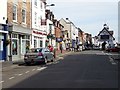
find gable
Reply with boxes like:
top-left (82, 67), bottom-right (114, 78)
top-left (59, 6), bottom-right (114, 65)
top-left (98, 27), bottom-right (112, 36)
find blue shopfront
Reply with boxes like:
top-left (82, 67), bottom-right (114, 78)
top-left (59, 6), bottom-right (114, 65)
top-left (0, 24), bottom-right (8, 61)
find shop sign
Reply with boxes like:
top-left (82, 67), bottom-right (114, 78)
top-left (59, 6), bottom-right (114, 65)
top-left (33, 31), bottom-right (47, 35)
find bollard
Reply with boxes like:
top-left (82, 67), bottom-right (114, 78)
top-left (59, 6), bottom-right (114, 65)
top-left (53, 48), bottom-right (56, 58)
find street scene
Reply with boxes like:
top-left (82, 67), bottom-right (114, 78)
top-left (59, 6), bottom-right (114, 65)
top-left (1, 50), bottom-right (119, 88)
top-left (0, 0), bottom-right (120, 89)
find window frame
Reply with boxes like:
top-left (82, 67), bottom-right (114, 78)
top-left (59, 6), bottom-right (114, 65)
top-left (22, 8), bottom-right (26, 24)
top-left (13, 4), bottom-right (17, 22)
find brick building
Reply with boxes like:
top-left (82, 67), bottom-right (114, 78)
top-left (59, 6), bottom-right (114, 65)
top-left (7, 0), bottom-right (32, 61)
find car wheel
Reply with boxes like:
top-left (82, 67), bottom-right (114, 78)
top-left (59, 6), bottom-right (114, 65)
top-left (25, 62), bottom-right (31, 66)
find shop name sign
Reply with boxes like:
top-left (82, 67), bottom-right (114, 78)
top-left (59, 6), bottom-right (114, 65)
top-left (33, 31), bottom-right (47, 35)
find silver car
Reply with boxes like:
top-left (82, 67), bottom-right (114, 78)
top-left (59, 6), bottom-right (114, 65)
top-left (24, 48), bottom-right (54, 65)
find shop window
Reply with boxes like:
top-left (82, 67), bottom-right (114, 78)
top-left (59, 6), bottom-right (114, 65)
top-left (26, 41), bottom-right (30, 52)
top-left (12, 39), bottom-right (18, 55)
top-left (40, 41), bottom-right (42, 47)
top-left (34, 40), bottom-right (37, 48)
top-left (0, 40), bottom-right (3, 51)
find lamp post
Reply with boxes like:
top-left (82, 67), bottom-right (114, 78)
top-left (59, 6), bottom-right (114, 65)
top-left (8, 24), bottom-right (13, 61)
top-left (46, 4), bottom-right (55, 7)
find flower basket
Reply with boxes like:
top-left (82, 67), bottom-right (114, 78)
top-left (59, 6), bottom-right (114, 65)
top-left (5, 39), bottom-right (11, 46)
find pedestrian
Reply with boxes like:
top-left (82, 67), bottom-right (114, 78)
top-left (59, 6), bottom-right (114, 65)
top-left (60, 42), bottom-right (63, 53)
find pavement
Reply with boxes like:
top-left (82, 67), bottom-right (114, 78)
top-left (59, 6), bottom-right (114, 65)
top-left (0, 50), bottom-right (72, 70)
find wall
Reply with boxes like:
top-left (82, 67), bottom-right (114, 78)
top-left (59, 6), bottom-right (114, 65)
top-left (0, 0), bottom-right (7, 24)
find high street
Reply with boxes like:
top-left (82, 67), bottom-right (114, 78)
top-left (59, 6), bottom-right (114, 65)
top-left (2, 50), bottom-right (118, 89)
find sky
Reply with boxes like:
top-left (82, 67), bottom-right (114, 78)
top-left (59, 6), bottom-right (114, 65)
top-left (47, 0), bottom-right (119, 42)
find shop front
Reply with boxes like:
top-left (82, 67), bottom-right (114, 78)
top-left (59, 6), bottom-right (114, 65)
top-left (0, 24), bottom-right (8, 61)
top-left (31, 29), bottom-right (47, 48)
top-left (7, 25), bottom-right (32, 61)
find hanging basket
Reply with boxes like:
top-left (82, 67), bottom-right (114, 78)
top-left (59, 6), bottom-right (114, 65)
top-left (5, 39), bottom-right (11, 46)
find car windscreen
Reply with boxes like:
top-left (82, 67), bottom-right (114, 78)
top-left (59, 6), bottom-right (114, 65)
top-left (28, 48), bottom-right (42, 53)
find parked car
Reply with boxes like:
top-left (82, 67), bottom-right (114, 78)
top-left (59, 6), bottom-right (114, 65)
top-left (24, 48), bottom-right (54, 65)
top-left (106, 47), bottom-right (120, 52)
top-left (92, 45), bottom-right (100, 50)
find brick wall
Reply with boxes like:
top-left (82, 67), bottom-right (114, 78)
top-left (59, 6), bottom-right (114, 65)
top-left (7, 0), bottom-right (31, 29)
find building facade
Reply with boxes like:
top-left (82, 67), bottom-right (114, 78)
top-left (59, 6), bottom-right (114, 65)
top-left (45, 9), bottom-right (56, 47)
top-left (31, 0), bottom-right (47, 49)
top-left (0, 0), bottom-right (8, 61)
top-left (97, 24), bottom-right (115, 49)
top-left (7, 0), bottom-right (32, 61)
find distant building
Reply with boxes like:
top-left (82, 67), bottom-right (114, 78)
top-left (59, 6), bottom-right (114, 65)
top-left (59, 18), bottom-right (78, 49)
top-left (97, 24), bottom-right (115, 48)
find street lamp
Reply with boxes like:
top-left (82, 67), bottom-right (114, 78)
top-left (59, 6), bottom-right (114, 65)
top-left (46, 4), bottom-right (55, 7)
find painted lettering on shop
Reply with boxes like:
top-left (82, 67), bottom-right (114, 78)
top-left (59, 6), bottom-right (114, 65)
top-left (33, 31), bottom-right (47, 35)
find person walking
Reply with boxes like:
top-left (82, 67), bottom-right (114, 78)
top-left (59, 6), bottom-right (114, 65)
top-left (60, 42), bottom-right (63, 53)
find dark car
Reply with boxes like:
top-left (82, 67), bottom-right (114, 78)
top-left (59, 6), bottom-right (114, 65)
top-left (24, 48), bottom-right (54, 65)
top-left (106, 47), bottom-right (120, 52)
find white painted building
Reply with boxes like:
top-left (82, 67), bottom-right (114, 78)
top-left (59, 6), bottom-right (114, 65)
top-left (46, 19), bottom-right (55, 47)
top-left (97, 24), bottom-right (116, 49)
top-left (0, 0), bottom-right (8, 61)
top-left (31, 0), bottom-right (47, 48)
top-left (0, 0), bottom-right (7, 24)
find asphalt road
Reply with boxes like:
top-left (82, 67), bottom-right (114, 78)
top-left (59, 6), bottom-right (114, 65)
top-left (2, 50), bottom-right (118, 89)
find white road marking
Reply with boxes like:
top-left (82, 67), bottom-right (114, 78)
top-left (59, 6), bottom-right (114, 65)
top-left (25, 71), bottom-right (30, 73)
top-left (37, 67), bottom-right (47, 71)
top-left (9, 77), bottom-right (15, 80)
top-left (18, 74), bottom-right (23, 76)
top-left (32, 69), bottom-right (36, 71)
top-left (0, 81), bottom-right (4, 83)
top-left (109, 56), bottom-right (117, 65)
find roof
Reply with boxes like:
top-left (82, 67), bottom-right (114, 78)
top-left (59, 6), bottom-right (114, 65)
top-left (97, 27), bottom-right (115, 40)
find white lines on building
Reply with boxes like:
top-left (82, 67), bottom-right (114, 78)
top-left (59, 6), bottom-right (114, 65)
top-left (0, 81), bottom-right (4, 83)
top-left (9, 77), bottom-right (15, 80)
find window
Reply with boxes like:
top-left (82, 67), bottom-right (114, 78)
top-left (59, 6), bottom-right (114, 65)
top-left (13, 0), bottom-right (18, 5)
top-left (23, 0), bottom-right (26, 3)
top-left (40, 41), bottom-right (43, 47)
top-left (13, 5), bottom-right (17, 21)
top-left (12, 39), bottom-right (18, 55)
top-left (34, 39), bottom-right (37, 48)
top-left (34, 0), bottom-right (37, 6)
top-left (101, 35), bottom-right (109, 40)
top-left (22, 9), bottom-right (26, 23)
top-left (40, 2), bottom-right (42, 9)
top-left (34, 12), bottom-right (37, 25)
top-left (12, 34), bottom-right (18, 38)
